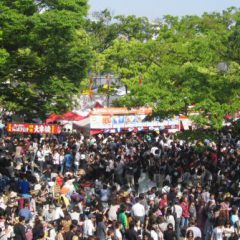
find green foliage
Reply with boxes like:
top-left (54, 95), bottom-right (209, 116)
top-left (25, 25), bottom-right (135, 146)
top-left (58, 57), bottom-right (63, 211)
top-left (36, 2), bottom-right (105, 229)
top-left (89, 7), bottom-right (240, 129)
top-left (0, 0), bottom-right (91, 118)
top-left (2, 3), bottom-right (240, 128)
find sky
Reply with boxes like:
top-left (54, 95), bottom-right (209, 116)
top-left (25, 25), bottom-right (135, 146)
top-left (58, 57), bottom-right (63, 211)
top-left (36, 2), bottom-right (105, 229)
top-left (88, 0), bottom-right (240, 19)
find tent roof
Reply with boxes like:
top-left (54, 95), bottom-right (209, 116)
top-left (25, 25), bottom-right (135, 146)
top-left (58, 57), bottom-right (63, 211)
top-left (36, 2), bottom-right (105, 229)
top-left (46, 112), bottom-right (88, 123)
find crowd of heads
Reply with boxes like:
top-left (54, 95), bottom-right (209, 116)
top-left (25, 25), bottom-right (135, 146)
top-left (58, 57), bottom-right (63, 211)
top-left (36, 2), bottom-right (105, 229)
top-left (0, 129), bottom-right (239, 239)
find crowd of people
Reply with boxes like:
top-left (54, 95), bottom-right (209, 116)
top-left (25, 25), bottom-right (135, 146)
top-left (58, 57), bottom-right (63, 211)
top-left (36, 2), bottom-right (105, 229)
top-left (0, 129), bottom-right (239, 240)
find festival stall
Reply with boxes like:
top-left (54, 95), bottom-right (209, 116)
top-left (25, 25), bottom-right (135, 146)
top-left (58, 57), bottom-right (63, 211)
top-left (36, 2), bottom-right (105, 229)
top-left (179, 115), bottom-right (193, 131)
top-left (89, 107), bottom-right (180, 134)
top-left (45, 112), bottom-right (89, 133)
top-left (46, 112), bottom-right (88, 124)
top-left (44, 107), bottom-right (183, 135)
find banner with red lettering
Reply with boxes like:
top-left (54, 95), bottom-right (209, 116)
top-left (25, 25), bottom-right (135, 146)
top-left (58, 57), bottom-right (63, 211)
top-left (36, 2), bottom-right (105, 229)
top-left (7, 123), bottom-right (61, 134)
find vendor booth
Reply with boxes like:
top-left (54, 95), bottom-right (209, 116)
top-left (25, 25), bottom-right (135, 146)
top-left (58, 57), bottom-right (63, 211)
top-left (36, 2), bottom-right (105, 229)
top-left (89, 107), bottom-right (180, 134)
top-left (45, 107), bottom-right (182, 135)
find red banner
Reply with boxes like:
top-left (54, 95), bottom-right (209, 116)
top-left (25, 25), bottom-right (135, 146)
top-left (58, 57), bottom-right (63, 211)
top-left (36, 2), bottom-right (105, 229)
top-left (7, 123), bottom-right (61, 134)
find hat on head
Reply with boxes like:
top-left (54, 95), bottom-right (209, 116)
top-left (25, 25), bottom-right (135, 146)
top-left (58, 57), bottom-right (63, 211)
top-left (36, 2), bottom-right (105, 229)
top-left (10, 191), bottom-right (17, 199)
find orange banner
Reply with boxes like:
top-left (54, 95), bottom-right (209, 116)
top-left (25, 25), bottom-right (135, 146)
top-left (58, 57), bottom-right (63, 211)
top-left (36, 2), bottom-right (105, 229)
top-left (7, 123), bottom-right (61, 134)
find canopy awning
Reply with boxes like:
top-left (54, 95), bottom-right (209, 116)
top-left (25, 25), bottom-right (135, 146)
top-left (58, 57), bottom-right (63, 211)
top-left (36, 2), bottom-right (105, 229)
top-left (46, 112), bottom-right (89, 124)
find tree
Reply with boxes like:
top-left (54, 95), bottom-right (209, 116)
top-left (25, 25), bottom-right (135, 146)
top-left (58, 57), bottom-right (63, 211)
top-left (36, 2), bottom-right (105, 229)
top-left (228, 10), bottom-right (240, 62)
top-left (114, 15), bottom-right (156, 41)
top-left (86, 10), bottom-right (156, 53)
top-left (96, 9), bottom-right (240, 129)
top-left (86, 9), bottom-right (119, 53)
top-left (0, 0), bottom-right (92, 118)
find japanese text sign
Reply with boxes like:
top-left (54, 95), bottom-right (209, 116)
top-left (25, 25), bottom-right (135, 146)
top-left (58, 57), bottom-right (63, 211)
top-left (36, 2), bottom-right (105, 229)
top-left (7, 123), bottom-right (61, 134)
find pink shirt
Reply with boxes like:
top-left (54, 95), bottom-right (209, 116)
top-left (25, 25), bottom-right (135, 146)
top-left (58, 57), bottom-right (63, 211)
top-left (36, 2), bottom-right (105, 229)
top-left (181, 201), bottom-right (190, 218)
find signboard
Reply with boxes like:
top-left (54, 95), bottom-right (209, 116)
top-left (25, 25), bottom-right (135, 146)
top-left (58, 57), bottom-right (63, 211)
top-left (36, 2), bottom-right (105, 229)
top-left (90, 114), bottom-right (179, 130)
top-left (7, 123), bottom-right (61, 134)
top-left (91, 107), bottom-right (152, 116)
top-left (90, 115), bottom-right (112, 129)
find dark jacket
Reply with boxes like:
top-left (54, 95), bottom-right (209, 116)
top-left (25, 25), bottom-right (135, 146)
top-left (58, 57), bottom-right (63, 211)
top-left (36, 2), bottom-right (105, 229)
top-left (125, 228), bottom-right (138, 240)
top-left (14, 223), bottom-right (26, 240)
top-left (164, 230), bottom-right (177, 240)
top-left (32, 223), bottom-right (44, 240)
top-left (96, 221), bottom-right (106, 240)
top-left (64, 231), bottom-right (74, 240)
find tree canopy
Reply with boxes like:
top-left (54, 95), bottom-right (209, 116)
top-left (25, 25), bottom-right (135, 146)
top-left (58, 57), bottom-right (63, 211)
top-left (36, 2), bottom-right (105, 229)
top-left (89, 8), bottom-right (240, 129)
top-left (1, 2), bottom-right (240, 129)
top-left (0, 0), bottom-right (91, 118)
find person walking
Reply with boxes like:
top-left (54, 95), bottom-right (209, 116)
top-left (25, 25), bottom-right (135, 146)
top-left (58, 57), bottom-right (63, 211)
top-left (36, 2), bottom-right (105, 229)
top-left (13, 216), bottom-right (27, 240)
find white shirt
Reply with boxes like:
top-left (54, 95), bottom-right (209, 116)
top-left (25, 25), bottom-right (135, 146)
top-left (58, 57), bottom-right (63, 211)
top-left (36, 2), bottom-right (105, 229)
top-left (172, 204), bottom-right (183, 218)
top-left (64, 179), bottom-right (76, 193)
top-left (34, 183), bottom-right (41, 191)
top-left (201, 191), bottom-right (210, 203)
top-left (0, 232), bottom-right (8, 240)
top-left (48, 228), bottom-right (57, 240)
top-left (165, 215), bottom-right (175, 230)
top-left (100, 189), bottom-right (110, 202)
top-left (162, 185), bottom-right (170, 193)
top-left (0, 221), bottom-right (5, 231)
top-left (43, 147), bottom-right (51, 157)
top-left (150, 230), bottom-right (158, 240)
top-left (4, 225), bottom-right (13, 239)
top-left (0, 197), bottom-right (6, 210)
top-left (187, 226), bottom-right (202, 238)
top-left (75, 142), bottom-right (80, 152)
top-left (53, 207), bottom-right (64, 220)
top-left (30, 198), bottom-right (36, 213)
top-left (108, 205), bottom-right (120, 221)
top-left (75, 152), bottom-right (80, 165)
top-left (106, 160), bottom-right (114, 172)
top-left (78, 202), bottom-right (83, 214)
top-left (115, 229), bottom-right (122, 240)
top-left (211, 226), bottom-right (224, 240)
top-left (83, 219), bottom-right (95, 237)
top-left (131, 202), bottom-right (145, 217)
top-left (59, 155), bottom-right (64, 165)
top-left (37, 150), bottom-right (45, 162)
top-left (52, 152), bottom-right (60, 165)
top-left (70, 211), bottom-right (80, 221)
top-left (151, 147), bottom-right (159, 156)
